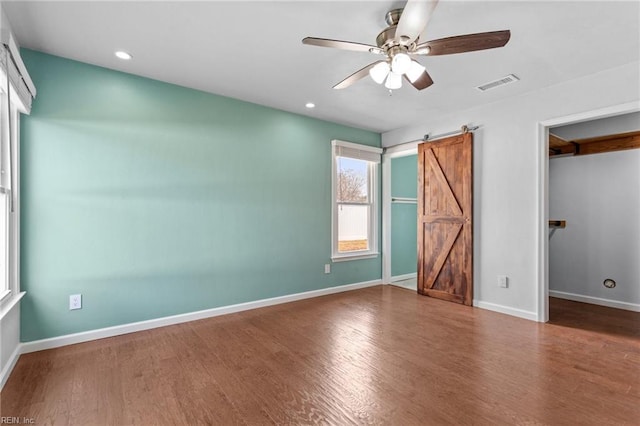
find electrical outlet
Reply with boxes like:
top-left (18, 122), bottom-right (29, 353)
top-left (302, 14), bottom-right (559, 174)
top-left (498, 275), bottom-right (508, 288)
top-left (69, 294), bottom-right (82, 310)
top-left (324, 264), bottom-right (331, 274)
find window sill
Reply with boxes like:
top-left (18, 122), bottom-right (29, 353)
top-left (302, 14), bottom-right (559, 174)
top-left (331, 252), bottom-right (379, 263)
top-left (0, 291), bottom-right (25, 322)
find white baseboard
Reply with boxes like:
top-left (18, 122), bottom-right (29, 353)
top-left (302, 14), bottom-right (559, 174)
top-left (390, 273), bottom-right (417, 283)
top-left (549, 290), bottom-right (640, 312)
top-left (21, 279), bottom-right (382, 354)
top-left (0, 344), bottom-right (22, 390)
top-left (473, 300), bottom-right (538, 321)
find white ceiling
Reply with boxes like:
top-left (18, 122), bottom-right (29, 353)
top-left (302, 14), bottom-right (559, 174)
top-left (4, 1), bottom-right (640, 133)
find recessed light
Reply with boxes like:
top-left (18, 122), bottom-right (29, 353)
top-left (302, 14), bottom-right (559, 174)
top-left (305, 102), bottom-right (315, 109)
top-left (115, 51), bottom-right (132, 60)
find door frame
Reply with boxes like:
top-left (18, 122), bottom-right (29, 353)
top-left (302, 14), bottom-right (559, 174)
top-left (535, 101), bottom-right (640, 322)
top-left (382, 142), bottom-right (419, 284)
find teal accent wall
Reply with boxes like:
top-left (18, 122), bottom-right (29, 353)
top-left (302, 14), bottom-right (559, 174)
top-left (391, 155), bottom-right (417, 199)
top-left (20, 50), bottom-right (381, 342)
top-left (390, 155), bottom-right (417, 277)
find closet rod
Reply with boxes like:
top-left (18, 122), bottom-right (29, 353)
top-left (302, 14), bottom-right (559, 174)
top-left (392, 197), bottom-right (417, 204)
top-left (384, 124), bottom-right (479, 152)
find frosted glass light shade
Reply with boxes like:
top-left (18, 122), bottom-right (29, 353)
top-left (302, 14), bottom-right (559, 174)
top-left (385, 72), bottom-right (402, 90)
top-left (369, 62), bottom-right (390, 84)
top-left (406, 60), bottom-right (426, 83)
top-left (391, 53), bottom-right (411, 74)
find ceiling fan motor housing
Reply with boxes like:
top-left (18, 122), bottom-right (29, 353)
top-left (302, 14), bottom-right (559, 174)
top-left (377, 9), bottom-right (416, 52)
top-left (385, 9), bottom-right (403, 26)
top-left (376, 26), bottom-right (397, 48)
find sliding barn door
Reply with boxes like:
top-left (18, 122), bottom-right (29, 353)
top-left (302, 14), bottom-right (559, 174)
top-left (417, 133), bottom-right (473, 305)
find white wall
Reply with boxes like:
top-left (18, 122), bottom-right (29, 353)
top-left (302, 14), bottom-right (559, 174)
top-left (382, 61), bottom-right (640, 320)
top-left (549, 149), bottom-right (640, 309)
top-left (551, 112), bottom-right (640, 140)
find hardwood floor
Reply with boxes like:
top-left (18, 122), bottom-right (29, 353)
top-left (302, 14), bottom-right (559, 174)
top-left (1, 287), bottom-right (638, 425)
top-left (549, 296), bottom-right (639, 338)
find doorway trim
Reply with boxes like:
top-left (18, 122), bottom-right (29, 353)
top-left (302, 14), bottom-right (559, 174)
top-left (382, 142), bottom-right (419, 284)
top-left (535, 101), bottom-right (640, 322)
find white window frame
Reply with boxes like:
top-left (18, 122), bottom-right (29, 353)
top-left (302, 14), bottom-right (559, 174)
top-left (0, 188), bottom-right (9, 301)
top-left (331, 139), bottom-right (382, 262)
top-left (0, 93), bottom-right (19, 304)
top-left (0, 17), bottom-right (33, 314)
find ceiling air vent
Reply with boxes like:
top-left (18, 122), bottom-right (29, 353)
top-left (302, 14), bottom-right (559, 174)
top-left (476, 74), bottom-right (519, 92)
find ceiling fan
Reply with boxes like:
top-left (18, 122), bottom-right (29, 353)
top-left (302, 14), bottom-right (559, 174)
top-left (302, 0), bottom-right (511, 91)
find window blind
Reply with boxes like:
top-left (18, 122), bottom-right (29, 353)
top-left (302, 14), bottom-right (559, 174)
top-left (0, 8), bottom-right (36, 114)
top-left (332, 140), bottom-right (382, 163)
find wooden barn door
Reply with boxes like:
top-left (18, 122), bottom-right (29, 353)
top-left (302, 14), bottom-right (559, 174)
top-left (417, 132), bottom-right (473, 305)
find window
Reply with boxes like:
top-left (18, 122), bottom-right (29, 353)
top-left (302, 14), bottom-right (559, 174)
top-left (331, 140), bottom-right (382, 261)
top-left (0, 29), bottom-right (34, 307)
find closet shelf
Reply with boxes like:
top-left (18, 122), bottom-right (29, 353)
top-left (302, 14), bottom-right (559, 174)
top-left (549, 220), bottom-right (566, 228)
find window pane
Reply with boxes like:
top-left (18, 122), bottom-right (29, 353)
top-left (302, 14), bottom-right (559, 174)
top-left (337, 157), bottom-right (368, 203)
top-left (338, 204), bottom-right (369, 252)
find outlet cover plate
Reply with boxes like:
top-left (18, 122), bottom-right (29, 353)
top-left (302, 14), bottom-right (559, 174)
top-left (498, 275), bottom-right (508, 288)
top-left (69, 294), bottom-right (82, 310)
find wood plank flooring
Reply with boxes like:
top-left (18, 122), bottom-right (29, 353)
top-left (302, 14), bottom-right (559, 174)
top-left (1, 287), bottom-right (638, 425)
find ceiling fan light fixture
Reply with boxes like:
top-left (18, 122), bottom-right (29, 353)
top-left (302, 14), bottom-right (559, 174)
top-left (369, 62), bottom-right (390, 84)
top-left (406, 60), bottom-right (426, 83)
top-left (391, 52), bottom-right (412, 74)
top-left (385, 72), bottom-right (402, 90)
top-left (415, 46), bottom-right (431, 55)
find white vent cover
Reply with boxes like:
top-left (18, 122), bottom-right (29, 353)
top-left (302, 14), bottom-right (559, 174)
top-left (476, 74), bottom-right (519, 92)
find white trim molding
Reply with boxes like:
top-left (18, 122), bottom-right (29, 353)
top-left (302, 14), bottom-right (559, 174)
top-left (536, 101), bottom-right (640, 323)
top-left (0, 343), bottom-right (21, 389)
top-left (0, 290), bottom-right (24, 321)
top-left (474, 300), bottom-right (538, 322)
top-left (331, 252), bottom-right (379, 263)
top-left (0, 291), bottom-right (23, 390)
top-left (382, 153), bottom-right (392, 283)
top-left (331, 140), bottom-right (381, 262)
top-left (549, 291), bottom-right (640, 313)
top-left (384, 143), bottom-right (419, 157)
top-left (381, 146), bottom-right (419, 286)
top-left (21, 279), bottom-right (382, 354)
top-left (390, 273), bottom-right (417, 283)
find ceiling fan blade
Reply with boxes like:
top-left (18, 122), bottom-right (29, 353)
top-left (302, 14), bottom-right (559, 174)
top-left (404, 69), bottom-right (434, 90)
top-left (395, 0), bottom-right (439, 43)
top-left (302, 37), bottom-right (381, 53)
top-left (333, 61), bottom-right (385, 89)
top-left (414, 30), bottom-right (511, 56)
